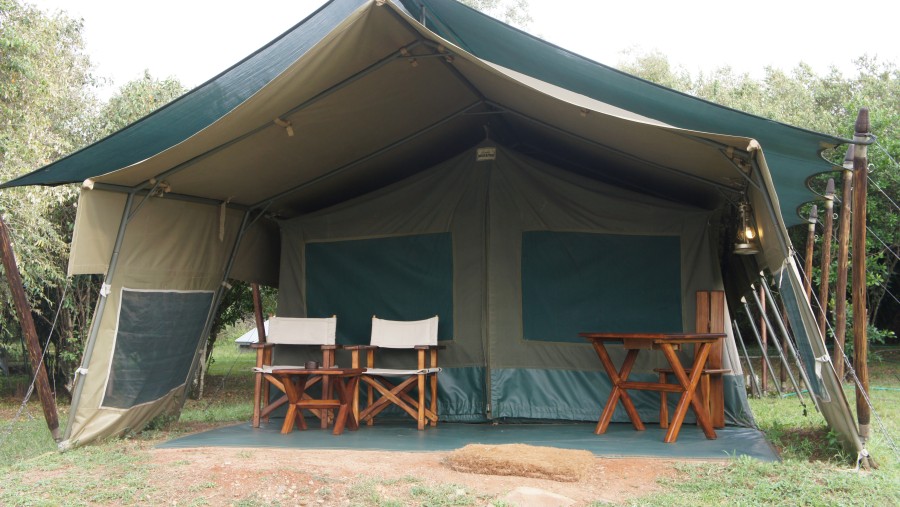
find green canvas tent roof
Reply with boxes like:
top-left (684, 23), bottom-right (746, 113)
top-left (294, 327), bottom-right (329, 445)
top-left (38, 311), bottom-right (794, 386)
top-left (2, 0), bottom-right (847, 226)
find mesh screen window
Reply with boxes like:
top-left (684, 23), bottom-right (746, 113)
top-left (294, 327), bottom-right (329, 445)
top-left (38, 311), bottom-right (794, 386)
top-left (102, 289), bottom-right (214, 409)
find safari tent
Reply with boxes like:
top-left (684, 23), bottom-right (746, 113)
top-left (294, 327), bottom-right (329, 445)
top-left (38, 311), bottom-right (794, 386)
top-left (1, 0), bottom-right (864, 455)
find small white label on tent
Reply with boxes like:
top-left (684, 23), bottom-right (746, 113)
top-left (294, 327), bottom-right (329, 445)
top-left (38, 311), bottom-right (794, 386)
top-left (476, 147), bottom-right (496, 162)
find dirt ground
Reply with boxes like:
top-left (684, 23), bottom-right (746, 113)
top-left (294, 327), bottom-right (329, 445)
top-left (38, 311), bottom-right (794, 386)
top-left (148, 446), bottom-right (691, 506)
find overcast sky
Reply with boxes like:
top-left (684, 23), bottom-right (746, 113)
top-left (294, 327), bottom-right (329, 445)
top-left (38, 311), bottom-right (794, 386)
top-left (27, 0), bottom-right (900, 99)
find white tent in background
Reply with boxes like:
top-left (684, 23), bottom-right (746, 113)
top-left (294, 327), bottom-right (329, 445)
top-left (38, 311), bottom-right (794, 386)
top-left (235, 320), bottom-right (269, 346)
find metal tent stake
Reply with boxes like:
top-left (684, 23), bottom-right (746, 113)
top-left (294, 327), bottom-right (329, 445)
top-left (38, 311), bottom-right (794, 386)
top-left (733, 320), bottom-right (762, 398)
top-left (758, 278), bottom-right (822, 412)
top-left (741, 296), bottom-right (784, 395)
top-left (748, 286), bottom-right (810, 407)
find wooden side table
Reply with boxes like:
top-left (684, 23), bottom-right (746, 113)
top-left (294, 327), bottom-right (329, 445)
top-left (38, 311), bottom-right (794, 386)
top-left (271, 367), bottom-right (364, 435)
top-left (579, 332), bottom-right (725, 443)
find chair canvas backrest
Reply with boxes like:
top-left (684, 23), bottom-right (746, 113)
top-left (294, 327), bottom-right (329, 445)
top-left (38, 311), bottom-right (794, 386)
top-left (370, 316), bottom-right (439, 349)
top-left (266, 316), bottom-right (337, 345)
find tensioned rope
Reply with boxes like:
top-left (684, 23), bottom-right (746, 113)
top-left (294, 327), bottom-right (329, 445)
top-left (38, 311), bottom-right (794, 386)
top-left (868, 176), bottom-right (900, 215)
top-left (812, 153), bottom-right (900, 308)
top-left (874, 139), bottom-right (900, 176)
top-left (869, 138), bottom-right (900, 214)
top-left (812, 220), bottom-right (900, 307)
top-left (190, 322), bottom-right (257, 413)
top-left (207, 336), bottom-right (252, 396)
top-left (791, 253), bottom-right (900, 462)
top-left (0, 278), bottom-right (70, 446)
top-left (866, 226), bottom-right (900, 263)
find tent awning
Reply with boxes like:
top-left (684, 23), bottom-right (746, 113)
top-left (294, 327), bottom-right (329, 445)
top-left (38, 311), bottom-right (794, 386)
top-left (2, 0), bottom-right (846, 227)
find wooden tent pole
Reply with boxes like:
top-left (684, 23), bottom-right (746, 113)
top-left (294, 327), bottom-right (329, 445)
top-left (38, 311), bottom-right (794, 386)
top-left (818, 179), bottom-right (836, 339)
top-left (803, 205), bottom-right (818, 300)
top-left (252, 283), bottom-right (266, 344)
top-left (851, 108), bottom-right (871, 440)
top-left (251, 282), bottom-right (267, 427)
top-left (0, 214), bottom-right (60, 441)
top-left (833, 149), bottom-right (854, 381)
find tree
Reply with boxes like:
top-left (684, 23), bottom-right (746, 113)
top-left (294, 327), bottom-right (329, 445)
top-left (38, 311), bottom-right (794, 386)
top-left (1, 1), bottom-right (193, 392)
top-left (621, 52), bottom-right (900, 345)
top-left (0, 0), bottom-right (98, 388)
top-left (94, 70), bottom-right (185, 136)
top-left (460, 0), bottom-right (532, 29)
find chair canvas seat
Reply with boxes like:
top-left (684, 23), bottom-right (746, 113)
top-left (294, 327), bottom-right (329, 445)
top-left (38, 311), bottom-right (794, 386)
top-left (254, 365), bottom-right (340, 374)
top-left (352, 316), bottom-right (441, 430)
top-left (363, 367), bottom-right (442, 376)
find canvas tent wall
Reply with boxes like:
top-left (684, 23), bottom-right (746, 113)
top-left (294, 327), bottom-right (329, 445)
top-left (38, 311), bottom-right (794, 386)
top-left (276, 142), bottom-right (756, 424)
top-left (0, 0), bottom-right (863, 456)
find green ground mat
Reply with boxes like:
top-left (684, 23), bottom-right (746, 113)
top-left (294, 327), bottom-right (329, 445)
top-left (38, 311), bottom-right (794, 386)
top-left (158, 421), bottom-right (779, 461)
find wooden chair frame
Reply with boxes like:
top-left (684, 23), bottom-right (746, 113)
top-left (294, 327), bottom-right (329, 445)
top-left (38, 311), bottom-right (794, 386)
top-left (251, 316), bottom-right (337, 429)
top-left (349, 316), bottom-right (442, 430)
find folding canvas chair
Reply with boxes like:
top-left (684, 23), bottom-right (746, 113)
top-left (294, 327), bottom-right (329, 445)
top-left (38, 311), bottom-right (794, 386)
top-left (251, 316), bottom-right (337, 428)
top-left (350, 316), bottom-right (441, 430)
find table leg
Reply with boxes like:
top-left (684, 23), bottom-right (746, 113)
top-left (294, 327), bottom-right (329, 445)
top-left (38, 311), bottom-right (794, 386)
top-left (252, 370), bottom-right (262, 428)
top-left (659, 371), bottom-right (669, 429)
top-left (660, 343), bottom-right (716, 443)
top-left (280, 376), bottom-right (297, 434)
top-left (332, 375), bottom-right (360, 435)
top-left (280, 375), bottom-right (309, 434)
top-left (592, 343), bottom-right (645, 434)
top-left (345, 376), bottom-right (360, 430)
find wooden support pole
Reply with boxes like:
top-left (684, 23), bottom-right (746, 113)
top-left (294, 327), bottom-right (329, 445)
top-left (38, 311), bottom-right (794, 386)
top-left (252, 283), bottom-right (266, 345)
top-left (818, 179), bottom-right (836, 339)
top-left (851, 108), bottom-right (870, 440)
top-left (251, 282), bottom-right (267, 427)
top-left (833, 149), bottom-right (854, 381)
top-left (0, 214), bottom-right (60, 441)
top-left (804, 205), bottom-right (818, 300)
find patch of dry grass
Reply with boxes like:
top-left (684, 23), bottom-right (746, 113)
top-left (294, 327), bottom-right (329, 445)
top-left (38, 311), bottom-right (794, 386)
top-left (445, 443), bottom-right (595, 482)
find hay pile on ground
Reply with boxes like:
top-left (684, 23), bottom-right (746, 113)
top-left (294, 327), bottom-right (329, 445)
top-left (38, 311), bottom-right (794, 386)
top-left (445, 444), bottom-right (595, 482)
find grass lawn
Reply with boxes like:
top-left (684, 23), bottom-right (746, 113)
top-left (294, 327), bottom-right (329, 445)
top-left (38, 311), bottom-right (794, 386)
top-left (0, 328), bottom-right (898, 506)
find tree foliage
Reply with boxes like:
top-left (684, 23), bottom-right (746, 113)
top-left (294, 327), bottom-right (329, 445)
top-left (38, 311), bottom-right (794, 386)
top-left (459, 0), bottom-right (532, 28)
top-left (621, 52), bottom-right (900, 343)
top-left (0, 1), bottom-right (190, 390)
top-left (0, 0), bottom-right (98, 386)
top-left (94, 70), bottom-right (185, 137)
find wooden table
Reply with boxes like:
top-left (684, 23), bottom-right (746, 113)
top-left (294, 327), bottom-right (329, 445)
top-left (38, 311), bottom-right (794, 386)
top-left (270, 367), bottom-right (364, 435)
top-left (579, 332), bottom-right (725, 443)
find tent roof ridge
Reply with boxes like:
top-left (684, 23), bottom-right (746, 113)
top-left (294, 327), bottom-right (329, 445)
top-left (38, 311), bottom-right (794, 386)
top-left (407, 0), bottom-right (849, 146)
